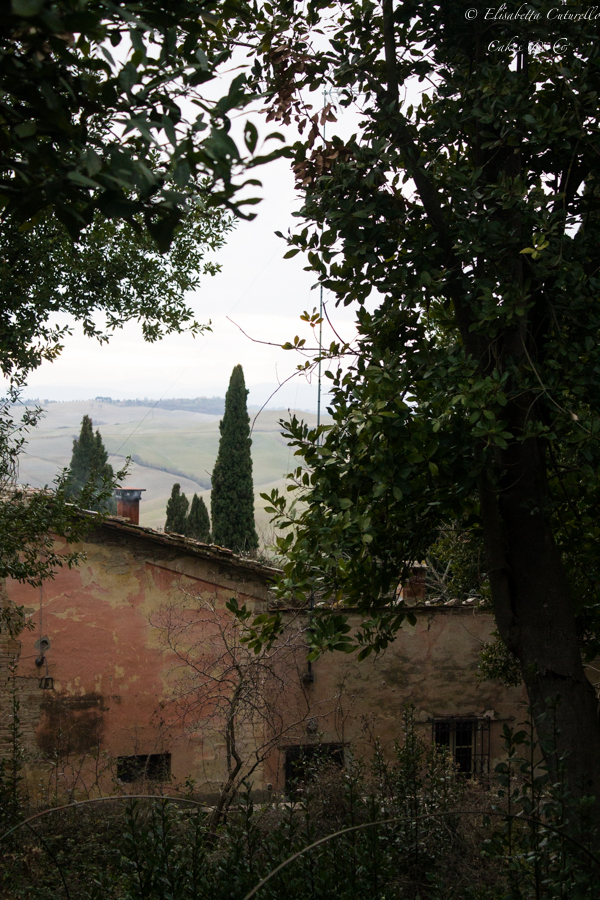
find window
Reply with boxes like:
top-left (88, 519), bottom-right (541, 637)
top-left (117, 753), bottom-right (171, 783)
top-left (284, 744), bottom-right (344, 793)
top-left (432, 717), bottom-right (490, 777)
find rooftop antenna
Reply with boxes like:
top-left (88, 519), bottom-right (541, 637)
top-left (316, 288), bottom-right (323, 441)
top-left (310, 88), bottom-right (332, 625)
top-left (316, 87), bottom-right (330, 446)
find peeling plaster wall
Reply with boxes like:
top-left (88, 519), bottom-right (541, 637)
top-left (264, 608), bottom-right (528, 791)
top-left (3, 523), bottom-right (273, 801)
top-left (3, 522), bottom-right (530, 801)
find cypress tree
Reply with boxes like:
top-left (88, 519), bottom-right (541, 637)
top-left (66, 415), bottom-right (116, 512)
top-left (211, 365), bottom-right (258, 553)
top-left (165, 483), bottom-right (189, 534)
top-left (187, 494), bottom-right (212, 543)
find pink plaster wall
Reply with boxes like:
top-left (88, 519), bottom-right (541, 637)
top-left (1, 520), bottom-right (532, 802)
top-left (3, 523), bottom-right (272, 800)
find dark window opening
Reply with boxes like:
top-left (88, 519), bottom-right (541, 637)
top-left (117, 753), bottom-right (171, 783)
top-left (432, 717), bottom-right (490, 777)
top-left (284, 744), bottom-right (344, 794)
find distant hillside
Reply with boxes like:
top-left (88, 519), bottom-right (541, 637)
top-left (17, 399), bottom-right (328, 543)
top-left (95, 396), bottom-right (226, 415)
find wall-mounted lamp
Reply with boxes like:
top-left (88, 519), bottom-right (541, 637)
top-left (35, 637), bottom-right (52, 687)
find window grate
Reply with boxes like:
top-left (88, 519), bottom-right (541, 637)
top-left (432, 717), bottom-right (490, 777)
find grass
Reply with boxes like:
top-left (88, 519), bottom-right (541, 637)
top-left (17, 401), bottom-right (321, 537)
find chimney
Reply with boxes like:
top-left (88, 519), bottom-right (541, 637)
top-left (396, 563), bottom-right (427, 602)
top-left (114, 488), bottom-right (145, 525)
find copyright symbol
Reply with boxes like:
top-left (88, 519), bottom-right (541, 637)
top-left (465, 8), bottom-right (477, 18)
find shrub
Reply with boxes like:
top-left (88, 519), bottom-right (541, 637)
top-left (1, 708), bottom-right (598, 900)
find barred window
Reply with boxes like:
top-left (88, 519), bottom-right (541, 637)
top-left (432, 717), bottom-right (490, 777)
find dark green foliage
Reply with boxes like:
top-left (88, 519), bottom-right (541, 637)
top-left (0, 123), bottom-right (230, 590)
top-left (66, 416), bottom-right (103, 493)
top-left (66, 416), bottom-right (116, 514)
top-left (484, 712), bottom-right (600, 899)
top-left (251, 0), bottom-right (600, 802)
top-left (2, 710), bottom-right (598, 899)
top-left (0, 712), bottom-right (472, 900)
top-left (165, 484), bottom-right (190, 535)
top-left (425, 521), bottom-right (490, 605)
top-left (479, 632), bottom-right (523, 688)
top-left (187, 494), bottom-right (212, 543)
top-left (0, 1), bottom-right (288, 245)
top-left (258, 5), bottom-right (600, 621)
top-left (0, 0), bottom-right (278, 599)
top-left (0, 201), bottom-right (223, 585)
top-left (211, 366), bottom-right (258, 553)
top-left (102, 717), bottom-right (467, 900)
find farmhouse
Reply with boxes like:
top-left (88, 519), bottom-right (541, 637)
top-left (1, 490), bottom-right (526, 803)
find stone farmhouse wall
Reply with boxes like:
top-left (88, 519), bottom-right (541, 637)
top-left (1, 517), bottom-right (527, 802)
top-left (265, 606), bottom-right (526, 791)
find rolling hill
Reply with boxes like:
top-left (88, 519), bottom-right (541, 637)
top-left (16, 399), bottom-right (324, 541)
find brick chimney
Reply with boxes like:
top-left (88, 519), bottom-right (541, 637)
top-left (396, 563), bottom-right (427, 602)
top-left (114, 488), bottom-right (145, 525)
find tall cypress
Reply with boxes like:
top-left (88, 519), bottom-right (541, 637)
top-left (211, 365), bottom-right (258, 553)
top-left (186, 494), bottom-right (212, 542)
top-left (66, 415), bottom-right (116, 512)
top-left (165, 483), bottom-right (189, 534)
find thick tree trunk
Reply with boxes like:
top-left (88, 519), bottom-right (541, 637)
top-left (379, 0), bottom-right (600, 813)
top-left (479, 435), bottom-right (600, 808)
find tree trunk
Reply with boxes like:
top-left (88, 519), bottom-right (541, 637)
top-left (479, 434), bottom-right (600, 808)
top-left (379, 0), bottom-right (600, 813)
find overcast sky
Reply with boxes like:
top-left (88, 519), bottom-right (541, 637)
top-left (11, 31), bottom-right (431, 413)
top-left (22, 109), bottom-right (362, 412)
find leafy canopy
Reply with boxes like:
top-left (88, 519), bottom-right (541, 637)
top-left (0, 203), bottom-right (230, 376)
top-left (0, 169), bottom-right (230, 592)
top-left (0, 0), bottom-right (247, 594)
top-left (247, 1), bottom-right (600, 659)
top-left (1, 0), bottom-right (288, 247)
